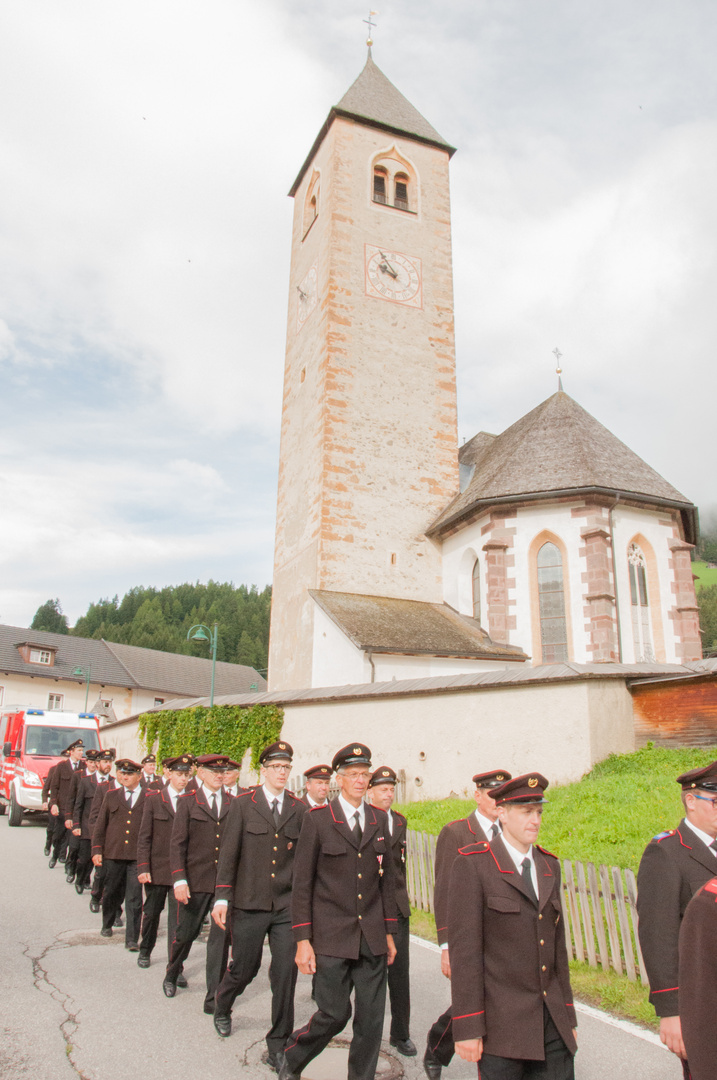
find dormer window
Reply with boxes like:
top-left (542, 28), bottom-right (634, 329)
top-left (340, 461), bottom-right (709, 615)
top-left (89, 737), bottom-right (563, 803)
top-left (17, 642), bottom-right (57, 666)
top-left (31, 649), bottom-right (52, 665)
top-left (373, 167), bottom-right (388, 205)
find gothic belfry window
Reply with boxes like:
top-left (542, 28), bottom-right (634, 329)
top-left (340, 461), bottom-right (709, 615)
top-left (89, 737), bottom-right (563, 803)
top-left (373, 167), bottom-right (388, 204)
top-left (472, 557), bottom-right (481, 623)
top-left (537, 542), bottom-right (568, 662)
top-left (628, 543), bottom-right (654, 661)
top-left (394, 173), bottom-right (409, 210)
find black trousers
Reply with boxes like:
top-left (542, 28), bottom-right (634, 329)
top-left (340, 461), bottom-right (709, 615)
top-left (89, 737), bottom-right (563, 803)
top-left (165, 891), bottom-right (229, 1007)
top-left (75, 838), bottom-right (93, 888)
top-left (215, 907), bottom-right (297, 1054)
top-left (387, 913), bottom-right (410, 1042)
top-left (427, 1005), bottom-right (455, 1066)
top-left (284, 935), bottom-right (388, 1080)
top-left (101, 858), bottom-right (142, 943)
top-left (139, 883), bottom-right (178, 959)
top-left (477, 1008), bottom-right (574, 1080)
top-left (51, 816), bottom-right (70, 859)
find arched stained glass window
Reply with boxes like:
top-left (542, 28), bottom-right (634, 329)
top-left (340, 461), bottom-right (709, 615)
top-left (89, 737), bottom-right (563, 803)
top-left (537, 541), bottom-right (568, 663)
top-left (472, 558), bottom-right (481, 623)
top-left (628, 543), bottom-right (655, 662)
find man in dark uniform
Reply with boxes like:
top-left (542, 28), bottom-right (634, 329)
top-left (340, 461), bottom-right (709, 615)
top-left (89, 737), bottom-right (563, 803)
top-left (448, 773), bottom-right (577, 1079)
top-left (91, 758), bottom-right (146, 947)
top-left (165, 753), bottom-right (232, 1006)
top-left (637, 761), bottom-right (717, 1075)
top-left (48, 738), bottom-right (85, 869)
top-left (280, 743), bottom-right (397, 1080)
top-left (42, 753), bottom-right (67, 856)
top-left (71, 749), bottom-right (101, 894)
top-left (304, 764), bottom-right (332, 808)
top-left (87, 749), bottom-right (117, 913)
top-left (212, 741), bottom-right (306, 1066)
top-left (136, 755), bottom-right (192, 969)
top-left (140, 754), bottom-right (157, 787)
top-left (424, 768), bottom-right (512, 1080)
top-left (678, 876), bottom-right (717, 1080)
top-left (367, 765), bottom-right (414, 1056)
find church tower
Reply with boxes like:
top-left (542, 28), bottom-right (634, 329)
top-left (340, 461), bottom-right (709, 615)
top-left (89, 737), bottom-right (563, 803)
top-left (268, 54), bottom-right (460, 691)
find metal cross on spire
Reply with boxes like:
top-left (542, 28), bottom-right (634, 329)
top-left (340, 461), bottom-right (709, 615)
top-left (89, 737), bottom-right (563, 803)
top-left (364, 10), bottom-right (378, 49)
top-left (553, 347), bottom-right (564, 391)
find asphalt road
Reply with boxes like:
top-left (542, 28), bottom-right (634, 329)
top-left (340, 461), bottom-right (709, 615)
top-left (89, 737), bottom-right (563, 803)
top-left (1, 812), bottom-right (682, 1080)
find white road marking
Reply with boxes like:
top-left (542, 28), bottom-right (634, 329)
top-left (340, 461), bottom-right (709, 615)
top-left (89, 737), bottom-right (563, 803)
top-left (409, 935), bottom-right (666, 1050)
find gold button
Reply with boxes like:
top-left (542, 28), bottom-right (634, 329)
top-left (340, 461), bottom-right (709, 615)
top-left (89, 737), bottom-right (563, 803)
top-left (542, 965), bottom-right (547, 972)
top-left (273, 846), bottom-right (278, 851)
top-left (358, 915), bottom-right (362, 919)
top-left (358, 894), bottom-right (362, 899)
top-left (216, 847), bottom-right (219, 851)
top-left (358, 873), bottom-right (362, 879)
top-left (540, 940), bottom-right (544, 946)
top-left (126, 830), bottom-right (129, 834)
top-left (358, 853), bottom-right (361, 859)
top-left (271, 873), bottom-right (275, 878)
top-left (275, 833), bottom-right (279, 839)
top-left (538, 914), bottom-right (543, 920)
top-left (272, 860), bottom-right (276, 865)
top-left (543, 990), bottom-right (547, 997)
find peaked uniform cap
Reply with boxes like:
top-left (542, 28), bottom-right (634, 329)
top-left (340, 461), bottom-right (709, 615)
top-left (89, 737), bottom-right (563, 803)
top-left (332, 742), bottom-right (372, 771)
top-left (369, 765), bottom-right (397, 788)
top-left (65, 738), bottom-right (84, 752)
top-left (304, 764), bottom-right (333, 779)
top-left (677, 762), bottom-right (717, 792)
top-left (259, 741), bottom-right (293, 765)
top-left (472, 769), bottom-right (512, 788)
top-left (290, 54), bottom-right (455, 197)
top-left (196, 754), bottom-right (231, 770)
top-left (166, 755), bottom-right (194, 773)
top-left (492, 772), bottom-right (549, 804)
top-left (141, 754), bottom-right (156, 765)
top-left (84, 749), bottom-right (100, 762)
top-left (115, 759), bottom-right (142, 774)
top-left (98, 749), bottom-right (114, 762)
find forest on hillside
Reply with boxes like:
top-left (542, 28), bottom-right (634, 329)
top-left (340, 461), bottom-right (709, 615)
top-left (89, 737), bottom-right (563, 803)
top-left (30, 583), bottom-right (271, 673)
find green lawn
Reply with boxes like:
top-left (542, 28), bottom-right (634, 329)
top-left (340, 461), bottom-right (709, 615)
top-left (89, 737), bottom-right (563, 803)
top-left (692, 560), bottom-right (717, 590)
top-left (397, 744), bottom-right (717, 872)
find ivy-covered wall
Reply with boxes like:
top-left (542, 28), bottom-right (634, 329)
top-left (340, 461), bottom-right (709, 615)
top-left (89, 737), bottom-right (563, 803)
top-left (138, 703), bottom-right (284, 772)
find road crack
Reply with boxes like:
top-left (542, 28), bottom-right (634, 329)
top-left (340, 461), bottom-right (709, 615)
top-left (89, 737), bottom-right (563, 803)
top-left (23, 937), bottom-right (94, 1080)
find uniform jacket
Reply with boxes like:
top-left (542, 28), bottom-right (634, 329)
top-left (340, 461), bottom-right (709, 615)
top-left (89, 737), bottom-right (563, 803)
top-left (89, 776), bottom-right (117, 830)
top-left (169, 786), bottom-right (231, 894)
top-left (434, 813), bottom-right (489, 944)
top-left (91, 785), bottom-right (147, 861)
top-left (448, 837), bottom-right (577, 1061)
top-left (136, 787), bottom-right (179, 886)
top-left (215, 787), bottom-right (306, 911)
top-left (636, 820), bottom-right (717, 1017)
top-left (291, 798), bottom-right (397, 959)
top-left (678, 876), bottom-right (717, 1080)
top-left (389, 809), bottom-right (410, 919)
top-left (42, 764), bottom-right (57, 803)
top-left (49, 759), bottom-right (86, 818)
top-left (72, 773), bottom-right (99, 838)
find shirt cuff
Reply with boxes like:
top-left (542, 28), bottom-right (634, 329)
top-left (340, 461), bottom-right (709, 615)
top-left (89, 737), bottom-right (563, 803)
top-left (213, 899), bottom-right (228, 908)
top-left (173, 879), bottom-right (188, 889)
top-left (440, 942), bottom-right (449, 951)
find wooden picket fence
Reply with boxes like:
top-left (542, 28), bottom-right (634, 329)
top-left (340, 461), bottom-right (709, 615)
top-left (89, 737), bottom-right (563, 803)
top-left (405, 829), bottom-right (647, 984)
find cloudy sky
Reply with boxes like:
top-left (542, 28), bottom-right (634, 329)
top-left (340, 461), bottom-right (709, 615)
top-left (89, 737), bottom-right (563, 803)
top-left (1, 0), bottom-right (716, 628)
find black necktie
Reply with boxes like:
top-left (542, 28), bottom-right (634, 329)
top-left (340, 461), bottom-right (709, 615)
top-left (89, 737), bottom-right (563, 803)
top-left (126, 790), bottom-right (133, 806)
top-left (352, 810), bottom-right (363, 844)
top-left (272, 798), bottom-right (280, 828)
top-left (210, 793), bottom-right (218, 819)
top-left (521, 857), bottom-right (538, 904)
top-left (490, 823), bottom-right (500, 840)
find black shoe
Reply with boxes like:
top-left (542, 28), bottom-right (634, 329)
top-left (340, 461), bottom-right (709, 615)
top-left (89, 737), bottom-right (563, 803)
top-left (262, 1049), bottom-right (283, 1072)
top-left (48, 857), bottom-right (57, 869)
top-left (391, 1038), bottom-right (417, 1057)
top-left (58, 854), bottom-right (66, 864)
top-left (114, 915), bottom-right (124, 927)
top-left (137, 955), bottom-right (150, 969)
top-left (125, 942), bottom-right (139, 952)
top-left (423, 1048), bottom-right (442, 1080)
top-left (66, 872), bottom-right (75, 884)
top-left (277, 1054), bottom-right (300, 1080)
top-left (89, 898), bottom-right (100, 913)
top-left (44, 844), bottom-right (51, 856)
top-left (100, 928), bottom-right (113, 938)
top-left (213, 1013), bottom-right (231, 1037)
top-left (75, 881), bottom-right (84, 895)
top-left (203, 1001), bottom-right (215, 1015)
top-left (162, 978), bottom-right (177, 998)
top-left (176, 973), bottom-right (188, 989)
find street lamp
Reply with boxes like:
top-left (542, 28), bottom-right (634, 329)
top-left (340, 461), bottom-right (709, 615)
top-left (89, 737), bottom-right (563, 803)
top-left (187, 623), bottom-right (218, 707)
top-left (72, 665), bottom-right (92, 711)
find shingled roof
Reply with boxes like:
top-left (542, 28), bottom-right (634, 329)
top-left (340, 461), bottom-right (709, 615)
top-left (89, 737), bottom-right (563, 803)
top-left (309, 589), bottom-right (527, 661)
top-left (290, 53), bottom-right (455, 196)
top-left (431, 391), bottom-right (697, 541)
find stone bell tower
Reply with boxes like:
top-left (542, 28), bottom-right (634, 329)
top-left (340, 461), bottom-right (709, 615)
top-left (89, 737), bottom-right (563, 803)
top-left (268, 53), bottom-right (459, 691)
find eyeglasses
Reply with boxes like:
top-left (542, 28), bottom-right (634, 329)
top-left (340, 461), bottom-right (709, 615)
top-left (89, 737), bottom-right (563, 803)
top-left (266, 763), bottom-right (291, 773)
top-left (691, 793), bottom-right (717, 808)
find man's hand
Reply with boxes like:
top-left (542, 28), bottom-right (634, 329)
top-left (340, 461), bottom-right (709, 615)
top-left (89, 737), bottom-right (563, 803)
top-left (92, 854), bottom-right (102, 867)
top-left (440, 949), bottom-right (451, 979)
top-left (41, 802), bottom-right (48, 811)
top-left (386, 934), bottom-right (397, 966)
top-left (50, 804), bottom-right (59, 816)
top-left (174, 883), bottom-right (190, 905)
top-left (65, 818), bottom-right (73, 829)
top-left (72, 828), bottom-right (81, 837)
top-left (572, 1029), bottom-right (577, 1046)
top-left (659, 1016), bottom-right (686, 1058)
top-left (455, 1039), bottom-right (483, 1062)
top-left (295, 940), bottom-right (316, 974)
top-left (138, 872), bottom-right (151, 884)
top-left (212, 904), bottom-right (227, 929)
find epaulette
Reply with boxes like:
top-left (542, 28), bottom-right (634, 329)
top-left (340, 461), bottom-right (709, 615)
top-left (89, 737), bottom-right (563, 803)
top-left (458, 841), bottom-right (489, 856)
top-left (653, 830), bottom-right (675, 842)
top-left (536, 844), bottom-right (558, 859)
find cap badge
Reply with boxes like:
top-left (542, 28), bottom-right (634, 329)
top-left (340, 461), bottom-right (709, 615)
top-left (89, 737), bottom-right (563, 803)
top-left (528, 777), bottom-right (538, 788)
top-left (496, 774), bottom-right (505, 781)
top-left (382, 770), bottom-right (390, 777)
top-left (353, 747), bottom-right (361, 755)
top-left (279, 743), bottom-right (286, 750)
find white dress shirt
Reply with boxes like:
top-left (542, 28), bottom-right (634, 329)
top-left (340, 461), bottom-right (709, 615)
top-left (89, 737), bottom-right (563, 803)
top-left (475, 809), bottom-right (501, 839)
top-left (684, 816), bottom-right (717, 854)
top-left (501, 834), bottom-right (539, 898)
top-left (262, 785), bottom-right (285, 815)
top-left (338, 794), bottom-right (365, 831)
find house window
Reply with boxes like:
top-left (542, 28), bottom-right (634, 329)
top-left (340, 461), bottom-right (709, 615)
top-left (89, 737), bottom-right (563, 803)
top-left (472, 558), bottom-right (481, 623)
top-left (394, 173), bottom-right (409, 211)
top-left (373, 167), bottom-right (388, 205)
top-left (154, 698), bottom-right (165, 708)
top-left (30, 649), bottom-right (52, 665)
top-left (100, 699), bottom-right (112, 709)
top-left (628, 543), bottom-right (655, 661)
top-left (303, 172), bottom-right (320, 237)
top-left (48, 693), bottom-right (64, 710)
top-left (537, 542), bottom-right (569, 663)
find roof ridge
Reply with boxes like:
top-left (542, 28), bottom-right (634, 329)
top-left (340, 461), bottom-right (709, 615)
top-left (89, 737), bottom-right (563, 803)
top-left (101, 638), bottom-right (136, 684)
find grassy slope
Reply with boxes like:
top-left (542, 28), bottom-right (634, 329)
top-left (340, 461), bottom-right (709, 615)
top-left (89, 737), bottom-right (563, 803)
top-left (397, 744), bottom-right (717, 872)
top-left (692, 560), bottom-right (717, 589)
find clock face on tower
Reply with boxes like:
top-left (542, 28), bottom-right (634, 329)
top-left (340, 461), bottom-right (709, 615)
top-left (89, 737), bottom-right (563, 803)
top-left (296, 263), bottom-right (318, 330)
top-left (365, 244), bottom-right (422, 308)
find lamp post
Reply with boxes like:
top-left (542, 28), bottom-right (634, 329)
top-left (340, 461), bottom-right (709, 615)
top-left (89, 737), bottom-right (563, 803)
top-left (72, 665), bottom-right (92, 711)
top-left (187, 623), bottom-right (218, 707)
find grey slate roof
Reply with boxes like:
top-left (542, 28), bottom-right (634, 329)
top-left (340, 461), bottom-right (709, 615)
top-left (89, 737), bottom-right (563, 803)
top-left (432, 391), bottom-right (697, 540)
top-left (309, 589), bottom-right (527, 661)
top-left (109, 659), bottom-right (717, 724)
top-left (290, 54), bottom-right (455, 196)
top-left (0, 624), bottom-right (266, 696)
